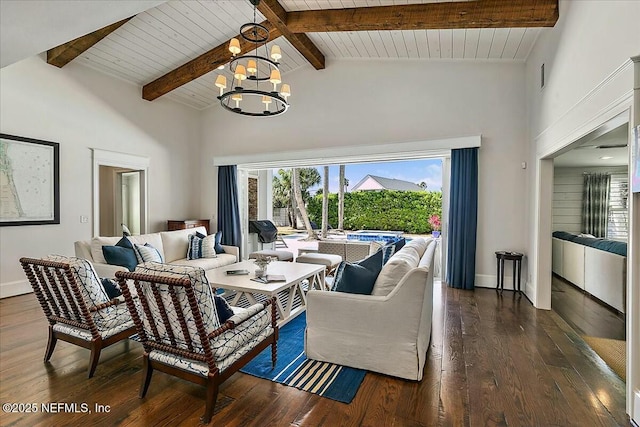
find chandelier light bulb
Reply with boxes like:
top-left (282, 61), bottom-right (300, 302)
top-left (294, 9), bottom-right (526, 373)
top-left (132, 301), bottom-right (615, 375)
top-left (270, 45), bottom-right (282, 61)
top-left (234, 64), bottom-right (247, 83)
top-left (269, 69), bottom-right (281, 91)
top-left (214, 75), bottom-right (227, 96)
top-left (280, 84), bottom-right (291, 100)
top-left (231, 93), bottom-right (242, 108)
top-left (229, 38), bottom-right (241, 55)
top-left (247, 59), bottom-right (257, 75)
top-left (262, 96), bottom-right (272, 107)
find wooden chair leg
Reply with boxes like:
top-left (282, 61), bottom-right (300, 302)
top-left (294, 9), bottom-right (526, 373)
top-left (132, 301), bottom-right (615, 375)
top-left (202, 375), bottom-right (219, 424)
top-left (271, 340), bottom-right (277, 367)
top-left (44, 326), bottom-right (58, 362)
top-left (139, 354), bottom-right (153, 398)
top-left (87, 340), bottom-right (102, 378)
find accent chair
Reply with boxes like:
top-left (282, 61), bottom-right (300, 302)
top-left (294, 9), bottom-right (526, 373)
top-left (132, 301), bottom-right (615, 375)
top-left (20, 256), bottom-right (135, 378)
top-left (116, 263), bottom-right (278, 424)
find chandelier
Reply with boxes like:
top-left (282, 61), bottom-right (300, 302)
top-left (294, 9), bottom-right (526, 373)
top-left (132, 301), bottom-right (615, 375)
top-left (214, 0), bottom-right (290, 117)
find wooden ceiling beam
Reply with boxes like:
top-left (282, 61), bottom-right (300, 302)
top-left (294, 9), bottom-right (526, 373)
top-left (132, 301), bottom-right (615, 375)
top-left (285, 0), bottom-right (559, 33)
top-left (257, 0), bottom-right (325, 70)
top-left (143, 21), bottom-right (281, 101)
top-left (47, 17), bottom-right (133, 68)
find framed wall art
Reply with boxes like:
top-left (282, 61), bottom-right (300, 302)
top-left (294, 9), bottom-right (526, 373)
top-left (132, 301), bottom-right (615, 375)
top-left (0, 133), bottom-right (60, 226)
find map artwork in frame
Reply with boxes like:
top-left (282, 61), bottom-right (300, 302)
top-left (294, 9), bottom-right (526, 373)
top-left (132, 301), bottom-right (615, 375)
top-left (0, 134), bottom-right (60, 226)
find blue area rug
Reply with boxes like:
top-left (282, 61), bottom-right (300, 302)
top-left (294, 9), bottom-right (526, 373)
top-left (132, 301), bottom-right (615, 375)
top-left (240, 313), bottom-right (366, 404)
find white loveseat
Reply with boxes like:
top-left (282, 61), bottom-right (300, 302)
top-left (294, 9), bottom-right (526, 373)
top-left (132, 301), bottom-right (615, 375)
top-left (305, 237), bottom-right (436, 380)
top-left (74, 227), bottom-right (238, 278)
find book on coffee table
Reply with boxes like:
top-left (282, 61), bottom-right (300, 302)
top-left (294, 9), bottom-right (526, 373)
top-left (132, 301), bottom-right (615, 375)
top-left (226, 269), bottom-right (249, 275)
top-left (251, 274), bottom-right (286, 284)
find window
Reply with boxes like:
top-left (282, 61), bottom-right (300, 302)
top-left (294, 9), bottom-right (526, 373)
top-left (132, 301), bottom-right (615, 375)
top-left (607, 173), bottom-right (628, 240)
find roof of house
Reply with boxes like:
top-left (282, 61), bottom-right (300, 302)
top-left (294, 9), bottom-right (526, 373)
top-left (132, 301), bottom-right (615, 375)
top-left (351, 175), bottom-right (424, 191)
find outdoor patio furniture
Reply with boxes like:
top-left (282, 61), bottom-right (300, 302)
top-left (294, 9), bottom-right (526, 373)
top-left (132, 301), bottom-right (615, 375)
top-left (317, 240), bottom-right (382, 263)
top-left (249, 250), bottom-right (294, 262)
top-left (295, 253), bottom-right (342, 276)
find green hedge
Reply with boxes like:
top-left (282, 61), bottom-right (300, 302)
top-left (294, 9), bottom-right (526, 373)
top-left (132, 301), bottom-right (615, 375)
top-left (308, 190), bottom-right (442, 234)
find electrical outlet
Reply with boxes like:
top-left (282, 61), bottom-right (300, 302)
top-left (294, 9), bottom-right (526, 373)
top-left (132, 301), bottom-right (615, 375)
top-left (80, 216), bottom-right (88, 223)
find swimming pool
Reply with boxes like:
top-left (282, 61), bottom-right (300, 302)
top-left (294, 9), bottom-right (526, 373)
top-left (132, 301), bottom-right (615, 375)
top-left (346, 230), bottom-right (404, 243)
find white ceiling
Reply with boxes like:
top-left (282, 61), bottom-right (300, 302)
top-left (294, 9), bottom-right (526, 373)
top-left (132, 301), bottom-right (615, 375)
top-left (2, 0), bottom-right (545, 110)
top-left (554, 124), bottom-right (629, 168)
top-left (0, 0), bottom-right (166, 68)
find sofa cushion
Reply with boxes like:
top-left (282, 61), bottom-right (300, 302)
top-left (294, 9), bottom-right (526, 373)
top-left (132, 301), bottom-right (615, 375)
top-left (170, 254), bottom-right (237, 270)
top-left (403, 238), bottom-right (429, 257)
top-left (332, 249), bottom-right (383, 295)
top-left (160, 227), bottom-right (206, 263)
top-left (214, 231), bottom-right (225, 254)
top-left (91, 233), bottom-right (164, 264)
top-left (371, 248), bottom-right (420, 297)
top-left (102, 237), bottom-right (138, 271)
top-left (187, 232), bottom-right (219, 260)
top-left (133, 243), bottom-right (164, 263)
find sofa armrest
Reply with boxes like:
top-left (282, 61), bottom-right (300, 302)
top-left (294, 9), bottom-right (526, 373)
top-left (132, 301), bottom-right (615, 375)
top-left (221, 245), bottom-right (239, 262)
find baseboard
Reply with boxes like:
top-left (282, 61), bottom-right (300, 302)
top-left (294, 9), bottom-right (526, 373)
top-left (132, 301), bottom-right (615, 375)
top-left (475, 274), bottom-right (519, 291)
top-left (0, 279), bottom-right (32, 299)
top-left (633, 390), bottom-right (640, 426)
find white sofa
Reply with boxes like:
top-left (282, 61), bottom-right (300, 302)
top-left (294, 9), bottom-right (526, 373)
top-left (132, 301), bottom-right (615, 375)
top-left (305, 237), bottom-right (436, 380)
top-left (552, 236), bottom-right (626, 313)
top-left (74, 227), bottom-right (238, 278)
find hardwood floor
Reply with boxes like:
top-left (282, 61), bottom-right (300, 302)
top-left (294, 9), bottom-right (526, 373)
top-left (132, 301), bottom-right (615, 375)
top-left (551, 274), bottom-right (626, 340)
top-left (0, 282), bottom-right (628, 426)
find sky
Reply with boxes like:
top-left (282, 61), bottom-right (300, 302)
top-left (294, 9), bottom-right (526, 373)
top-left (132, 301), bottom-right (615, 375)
top-left (300, 158), bottom-right (443, 194)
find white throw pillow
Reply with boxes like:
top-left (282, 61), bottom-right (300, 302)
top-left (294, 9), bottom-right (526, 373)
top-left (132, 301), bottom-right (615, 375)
top-left (370, 256), bottom-right (415, 297)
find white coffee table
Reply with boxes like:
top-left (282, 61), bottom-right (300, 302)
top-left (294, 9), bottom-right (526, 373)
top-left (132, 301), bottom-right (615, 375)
top-left (206, 261), bottom-right (326, 325)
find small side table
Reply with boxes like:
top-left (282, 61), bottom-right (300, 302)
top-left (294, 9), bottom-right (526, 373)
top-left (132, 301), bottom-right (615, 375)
top-left (495, 251), bottom-right (523, 293)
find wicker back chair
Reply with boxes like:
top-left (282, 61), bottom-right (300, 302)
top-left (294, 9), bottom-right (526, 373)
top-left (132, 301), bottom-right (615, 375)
top-left (20, 256), bottom-right (135, 378)
top-left (116, 263), bottom-right (278, 424)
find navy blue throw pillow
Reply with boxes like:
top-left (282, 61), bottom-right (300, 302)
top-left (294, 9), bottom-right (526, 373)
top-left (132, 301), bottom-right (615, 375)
top-left (214, 231), bottom-right (225, 254)
top-left (332, 249), bottom-right (383, 295)
top-left (214, 295), bottom-right (234, 323)
top-left (100, 278), bottom-right (122, 299)
top-left (102, 237), bottom-right (138, 272)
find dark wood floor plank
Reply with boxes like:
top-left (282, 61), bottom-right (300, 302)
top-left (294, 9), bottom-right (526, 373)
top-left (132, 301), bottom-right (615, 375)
top-left (0, 282), bottom-right (629, 426)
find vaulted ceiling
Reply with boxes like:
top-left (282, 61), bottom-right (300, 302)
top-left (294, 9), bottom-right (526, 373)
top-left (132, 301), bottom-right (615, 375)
top-left (46, 0), bottom-right (558, 109)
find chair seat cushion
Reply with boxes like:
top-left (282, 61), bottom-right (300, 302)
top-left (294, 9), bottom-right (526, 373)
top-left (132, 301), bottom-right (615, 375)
top-left (210, 303), bottom-right (272, 360)
top-left (53, 304), bottom-right (134, 340)
top-left (148, 325), bottom-right (274, 376)
top-left (296, 253), bottom-right (342, 268)
top-left (170, 254), bottom-right (237, 270)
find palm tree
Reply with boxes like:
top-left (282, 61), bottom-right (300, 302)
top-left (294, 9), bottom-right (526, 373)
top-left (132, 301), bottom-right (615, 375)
top-left (321, 166), bottom-right (329, 238)
top-left (338, 165), bottom-right (345, 231)
top-left (273, 168), bottom-right (321, 227)
top-left (293, 168), bottom-right (317, 239)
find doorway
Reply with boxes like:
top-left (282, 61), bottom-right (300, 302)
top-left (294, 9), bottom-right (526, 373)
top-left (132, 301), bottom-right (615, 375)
top-left (92, 149), bottom-right (149, 237)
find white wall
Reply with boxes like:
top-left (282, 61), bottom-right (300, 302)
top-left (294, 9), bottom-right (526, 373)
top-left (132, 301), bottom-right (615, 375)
top-left (201, 59), bottom-right (530, 292)
top-left (0, 56), bottom-right (201, 297)
top-left (553, 166), bottom-right (628, 233)
top-left (525, 0), bottom-right (640, 417)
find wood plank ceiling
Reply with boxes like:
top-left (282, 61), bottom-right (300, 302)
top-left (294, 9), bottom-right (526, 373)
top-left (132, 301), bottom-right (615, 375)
top-left (55, 0), bottom-right (558, 110)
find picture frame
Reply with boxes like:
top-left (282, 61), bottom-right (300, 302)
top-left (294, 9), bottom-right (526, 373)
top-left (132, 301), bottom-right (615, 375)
top-left (0, 133), bottom-right (60, 226)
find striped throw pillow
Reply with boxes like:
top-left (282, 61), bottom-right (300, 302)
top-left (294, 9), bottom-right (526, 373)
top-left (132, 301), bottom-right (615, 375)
top-left (187, 232), bottom-right (218, 260)
top-left (133, 243), bottom-right (163, 263)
